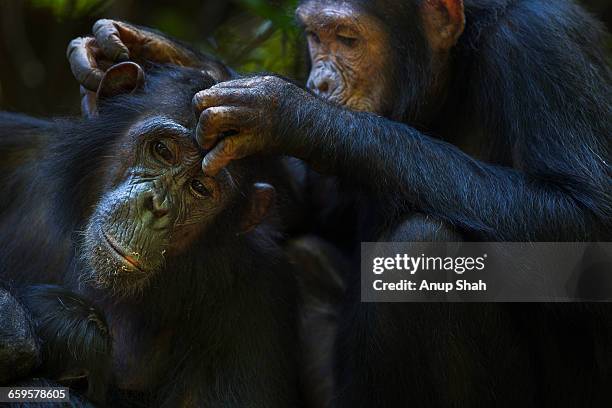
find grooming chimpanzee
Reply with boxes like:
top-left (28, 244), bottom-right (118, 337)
top-left (0, 62), bottom-right (301, 406)
top-left (63, 1), bottom-right (610, 406)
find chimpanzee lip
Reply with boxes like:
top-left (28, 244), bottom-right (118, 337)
top-left (102, 230), bottom-right (145, 272)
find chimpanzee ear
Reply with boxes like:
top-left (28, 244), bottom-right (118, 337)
top-left (240, 183), bottom-right (276, 234)
top-left (83, 62), bottom-right (145, 116)
top-left (96, 61), bottom-right (145, 100)
top-left (420, 0), bottom-right (465, 51)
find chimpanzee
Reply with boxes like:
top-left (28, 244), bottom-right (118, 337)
top-left (64, 1), bottom-right (611, 406)
top-left (0, 62), bottom-right (301, 406)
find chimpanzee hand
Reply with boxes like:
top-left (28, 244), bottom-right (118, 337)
top-left (67, 19), bottom-right (202, 92)
top-left (194, 75), bottom-right (313, 175)
top-left (19, 285), bottom-right (112, 404)
top-left (0, 288), bottom-right (40, 383)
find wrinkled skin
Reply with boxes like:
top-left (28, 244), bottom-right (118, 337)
top-left (82, 114), bottom-right (235, 295)
top-left (192, 76), bottom-right (312, 175)
top-left (297, 1), bottom-right (392, 114)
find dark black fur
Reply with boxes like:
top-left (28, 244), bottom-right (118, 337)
top-left (18, 285), bottom-right (112, 405)
top-left (0, 287), bottom-right (40, 384)
top-left (0, 66), bottom-right (300, 407)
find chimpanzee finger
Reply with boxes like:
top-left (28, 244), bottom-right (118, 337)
top-left (193, 87), bottom-right (260, 114)
top-left (201, 134), bottom-right (254, 176)
top-left (66, 36), bottom-right (106, 91)
top-left (92, 19), bottom-right (130, 62)
top-left (80, 86), bottom-right (98, 118)
top-left (212, 77), bottom-right (268, 89)
top-left (196, 106), bottom-right (257, 150)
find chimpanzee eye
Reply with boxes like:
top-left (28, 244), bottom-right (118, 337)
top-left (152, 140), bottom-right (174, 164)
top-left (307, 31), bottom-right (320, 44)
top-left (336, 34), bottom-right (357, 48)
top-left (190, 179), bottom-right (211, 198)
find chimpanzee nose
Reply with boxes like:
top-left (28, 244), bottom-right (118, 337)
top-left (149, 192), bottom-right (170, 219)
top-left (307, 61), bottom-right (337, 98)
top-left (315, 78), bottom-right (329, 94)
top-left (308, 75), bottom-right (332, 97)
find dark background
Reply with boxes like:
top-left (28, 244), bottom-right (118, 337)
top-left (0, 0), bottom-right (610, 116)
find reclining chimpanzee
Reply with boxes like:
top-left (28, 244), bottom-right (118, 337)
top-left (0, 61), bottom-right (301, 407)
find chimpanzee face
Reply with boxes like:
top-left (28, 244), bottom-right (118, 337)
top-left (297, 0), bottom-right (392, 115)
top-left (81, 115), bottom-right (237, 295)
top-left (297, 0), bottom-right (465, 121)
top-left (77, 62), bottom-right (277, 297)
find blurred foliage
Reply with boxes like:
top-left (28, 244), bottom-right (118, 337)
top-left (239, 0), bottom-right (298, 29)
top-left (30, 0), bottom-right (112, 18)
top-left (0, 0), bottom-right (609, 116)
top-left (25, 0), bottom-right (304, 76)
top-left (208, 0), bottom-right (304, 77)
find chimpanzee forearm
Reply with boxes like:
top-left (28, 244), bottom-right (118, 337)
top-left (0, 287), bottom-right (40, 383)
top-left (279, 101), bottom-right (602, 241)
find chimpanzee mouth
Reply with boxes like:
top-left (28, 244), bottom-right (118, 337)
top-left (102, 230), bottom-right (144, 272)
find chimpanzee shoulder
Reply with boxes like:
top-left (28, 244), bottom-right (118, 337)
top-left (447, 0), bottom-right (612, 231)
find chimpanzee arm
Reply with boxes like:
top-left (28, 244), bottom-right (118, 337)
top-left (0, 284), bottom-right (111, 402)
top-left (276, 102), bottom-right (609, 241)
top-left (19, 285), bottom-right (112, 405)
top-left (0, 287), bottom-right (40, 384)
top-left (196, 78), bottom-right (609, 242)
